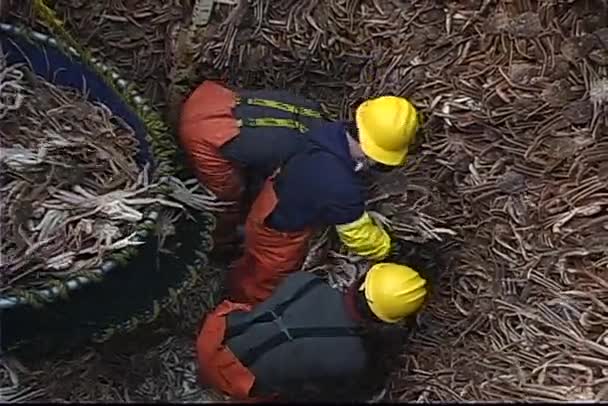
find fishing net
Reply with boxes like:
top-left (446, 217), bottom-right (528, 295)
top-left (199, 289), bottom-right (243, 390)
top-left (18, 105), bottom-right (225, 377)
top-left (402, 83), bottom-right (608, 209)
top-left (6, 0), bottom-right (185, 110)
top-left (0, 50), bottom-right (163, 292)
top-left (4, 0), bottom-right (608, 402)
top-left (0, 12), bottom-right (219, 398)
top-left (0, 1), bottom-right (227, 399)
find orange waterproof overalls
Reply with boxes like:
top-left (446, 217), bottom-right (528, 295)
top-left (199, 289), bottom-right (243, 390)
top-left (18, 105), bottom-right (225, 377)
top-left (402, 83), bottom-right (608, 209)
top-left (197, 276), bottom-right (368, 402)
top-left (179, 81), bottom-right (242, 246)
top-left (196, 300), bottom-right (275, 402)
top-left (228, 174), bottom-right (314, 305)
top-left (179, 80), bottom-right (324, 247)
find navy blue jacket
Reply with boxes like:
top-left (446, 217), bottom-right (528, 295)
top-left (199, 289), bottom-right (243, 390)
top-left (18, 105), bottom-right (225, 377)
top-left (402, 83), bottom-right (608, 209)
top-left (267, 121), bottom-right (366, 232)
top-left (220, 89), bottom-right (327, 203)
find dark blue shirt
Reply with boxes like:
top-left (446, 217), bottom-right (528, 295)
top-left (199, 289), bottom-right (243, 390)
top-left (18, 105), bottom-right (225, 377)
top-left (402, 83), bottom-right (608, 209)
top-left (267, 121), bottom-right (366, 232)
top-left (220, 89), bottom-right (328, 201)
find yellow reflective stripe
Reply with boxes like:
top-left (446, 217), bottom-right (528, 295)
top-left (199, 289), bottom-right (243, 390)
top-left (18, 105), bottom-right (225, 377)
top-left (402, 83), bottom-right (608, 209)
top-left (236, 117), bottom-right (309, 133)
top-left (235, 96), bottom-right (323, 119)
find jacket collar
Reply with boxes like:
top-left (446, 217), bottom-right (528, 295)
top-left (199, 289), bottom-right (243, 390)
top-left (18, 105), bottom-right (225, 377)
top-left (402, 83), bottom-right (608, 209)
top-left (344, 283), bottom-right (364, 323)
top-left (307, 121), bottom-right (357, 170)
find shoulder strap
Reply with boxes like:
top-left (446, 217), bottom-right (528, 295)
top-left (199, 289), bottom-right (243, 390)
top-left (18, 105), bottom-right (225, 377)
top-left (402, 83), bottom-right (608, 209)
top-left (225, 277), bottom-right (325, 340)
top-left (236, 117), bottom-right (309, 133)
top-left (235, 96), bottom-right (323, 119)
top-left (234, 96), bottom-right (325, 133)
top-left (240, 325), bottom-right (366, 367)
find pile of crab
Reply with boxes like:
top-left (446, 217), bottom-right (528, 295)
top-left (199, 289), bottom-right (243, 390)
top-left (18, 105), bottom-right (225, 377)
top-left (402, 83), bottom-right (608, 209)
top-left (4, 0), bottom-right (608, 402)
top-left (0, 47), bottom-right (187, 293)
top-left (195, 0), bottom-right (608, 401)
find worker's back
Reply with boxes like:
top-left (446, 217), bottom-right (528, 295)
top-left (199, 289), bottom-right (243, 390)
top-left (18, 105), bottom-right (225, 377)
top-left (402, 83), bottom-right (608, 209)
top-left (180, 81), bottom-right (331, 203)
top-left (224, 271), bottom-right (368, 398)
top-left (268, 121), bottom-right (366, 232)
top-left (223, 88), bottom-right (328, 177)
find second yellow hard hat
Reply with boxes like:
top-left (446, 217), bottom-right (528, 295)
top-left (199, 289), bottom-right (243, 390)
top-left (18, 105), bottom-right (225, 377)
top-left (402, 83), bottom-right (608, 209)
top-left (355, 96), bottom-right (419, 166)
top-left (359, 263), bottom-right (428, 323)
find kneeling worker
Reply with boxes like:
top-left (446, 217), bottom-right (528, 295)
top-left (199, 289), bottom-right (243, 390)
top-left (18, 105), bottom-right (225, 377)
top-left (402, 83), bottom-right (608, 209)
top-left (179, 80), bottom-right (328, 248)
top-left (229, 95), bottom-right (420, 304)
top-left (196, 263), bottom-right (428, 401)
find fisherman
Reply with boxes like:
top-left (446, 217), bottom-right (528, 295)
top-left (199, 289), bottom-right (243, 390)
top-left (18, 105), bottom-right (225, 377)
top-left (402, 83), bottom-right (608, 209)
top-left (179, 80), bottom-right (329, 249)
top-left (229, 96), bottom-right (420, 304)
top-left (197, 262), bottom-right (428, 402)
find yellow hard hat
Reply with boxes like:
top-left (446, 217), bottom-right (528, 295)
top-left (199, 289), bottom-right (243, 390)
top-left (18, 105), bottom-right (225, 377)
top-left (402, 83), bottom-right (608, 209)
top-left (359, 263), bottom-right (427, 323)
top-left (355, 96), bottom-right (419, 166)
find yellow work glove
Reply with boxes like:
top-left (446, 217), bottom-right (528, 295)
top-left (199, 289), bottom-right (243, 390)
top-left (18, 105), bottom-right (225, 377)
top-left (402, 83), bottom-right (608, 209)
top-left (335, 211), bottom-right (391, 260)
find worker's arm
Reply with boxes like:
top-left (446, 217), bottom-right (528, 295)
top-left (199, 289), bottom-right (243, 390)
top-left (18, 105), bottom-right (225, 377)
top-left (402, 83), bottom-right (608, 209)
top-left (321, 173), bottom-right (392, 260)
top-left (335, 211), bottom-right (391, 260)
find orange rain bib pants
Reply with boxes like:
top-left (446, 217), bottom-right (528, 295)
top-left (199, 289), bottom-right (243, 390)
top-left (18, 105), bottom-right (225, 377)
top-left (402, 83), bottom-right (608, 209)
top-left (228, 176), bottom-right (314, 305)
top-left (196, 274), bottom-right (368, 402)
top-left (179, 81), bottom-right (243, 246)
top-left (196, 300), bottom-right (278, 402)
top-left (179, 81), bottom-right (326, 247)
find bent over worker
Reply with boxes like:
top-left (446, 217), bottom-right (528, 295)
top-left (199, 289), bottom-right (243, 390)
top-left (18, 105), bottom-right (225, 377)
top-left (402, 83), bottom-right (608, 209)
top-left (197, 263), bottom-right (428, 402)
top-left (229, 96), bottom-right (420, 304)
top-left (179, 80), bottom-right (328, 247)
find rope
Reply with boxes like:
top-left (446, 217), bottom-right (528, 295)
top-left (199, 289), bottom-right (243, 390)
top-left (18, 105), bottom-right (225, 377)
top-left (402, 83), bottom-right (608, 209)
top-left (1, 4), bottom-right (218, 347)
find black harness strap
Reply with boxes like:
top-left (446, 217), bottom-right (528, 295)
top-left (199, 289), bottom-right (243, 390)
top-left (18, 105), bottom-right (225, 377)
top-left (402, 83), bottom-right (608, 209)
top-left (225, 277), bottom-right (325, 340)
top-left (240, 326), bottom-right (366, 367)
top-left (226, 277), bottom-right (365, 368)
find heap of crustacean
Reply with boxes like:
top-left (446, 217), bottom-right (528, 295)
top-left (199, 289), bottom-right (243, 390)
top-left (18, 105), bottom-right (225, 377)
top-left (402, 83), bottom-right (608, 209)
top-left (3, 0), bottom-right (608, 402)
top-left (0, 46), bottom-right (167, 294)
top-left (196, 1), bottom-right (608, 401)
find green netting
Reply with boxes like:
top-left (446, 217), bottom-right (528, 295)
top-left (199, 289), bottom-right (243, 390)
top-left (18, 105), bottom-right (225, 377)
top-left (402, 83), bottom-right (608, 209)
top-left (0, 4), bottom-right (218, 352)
